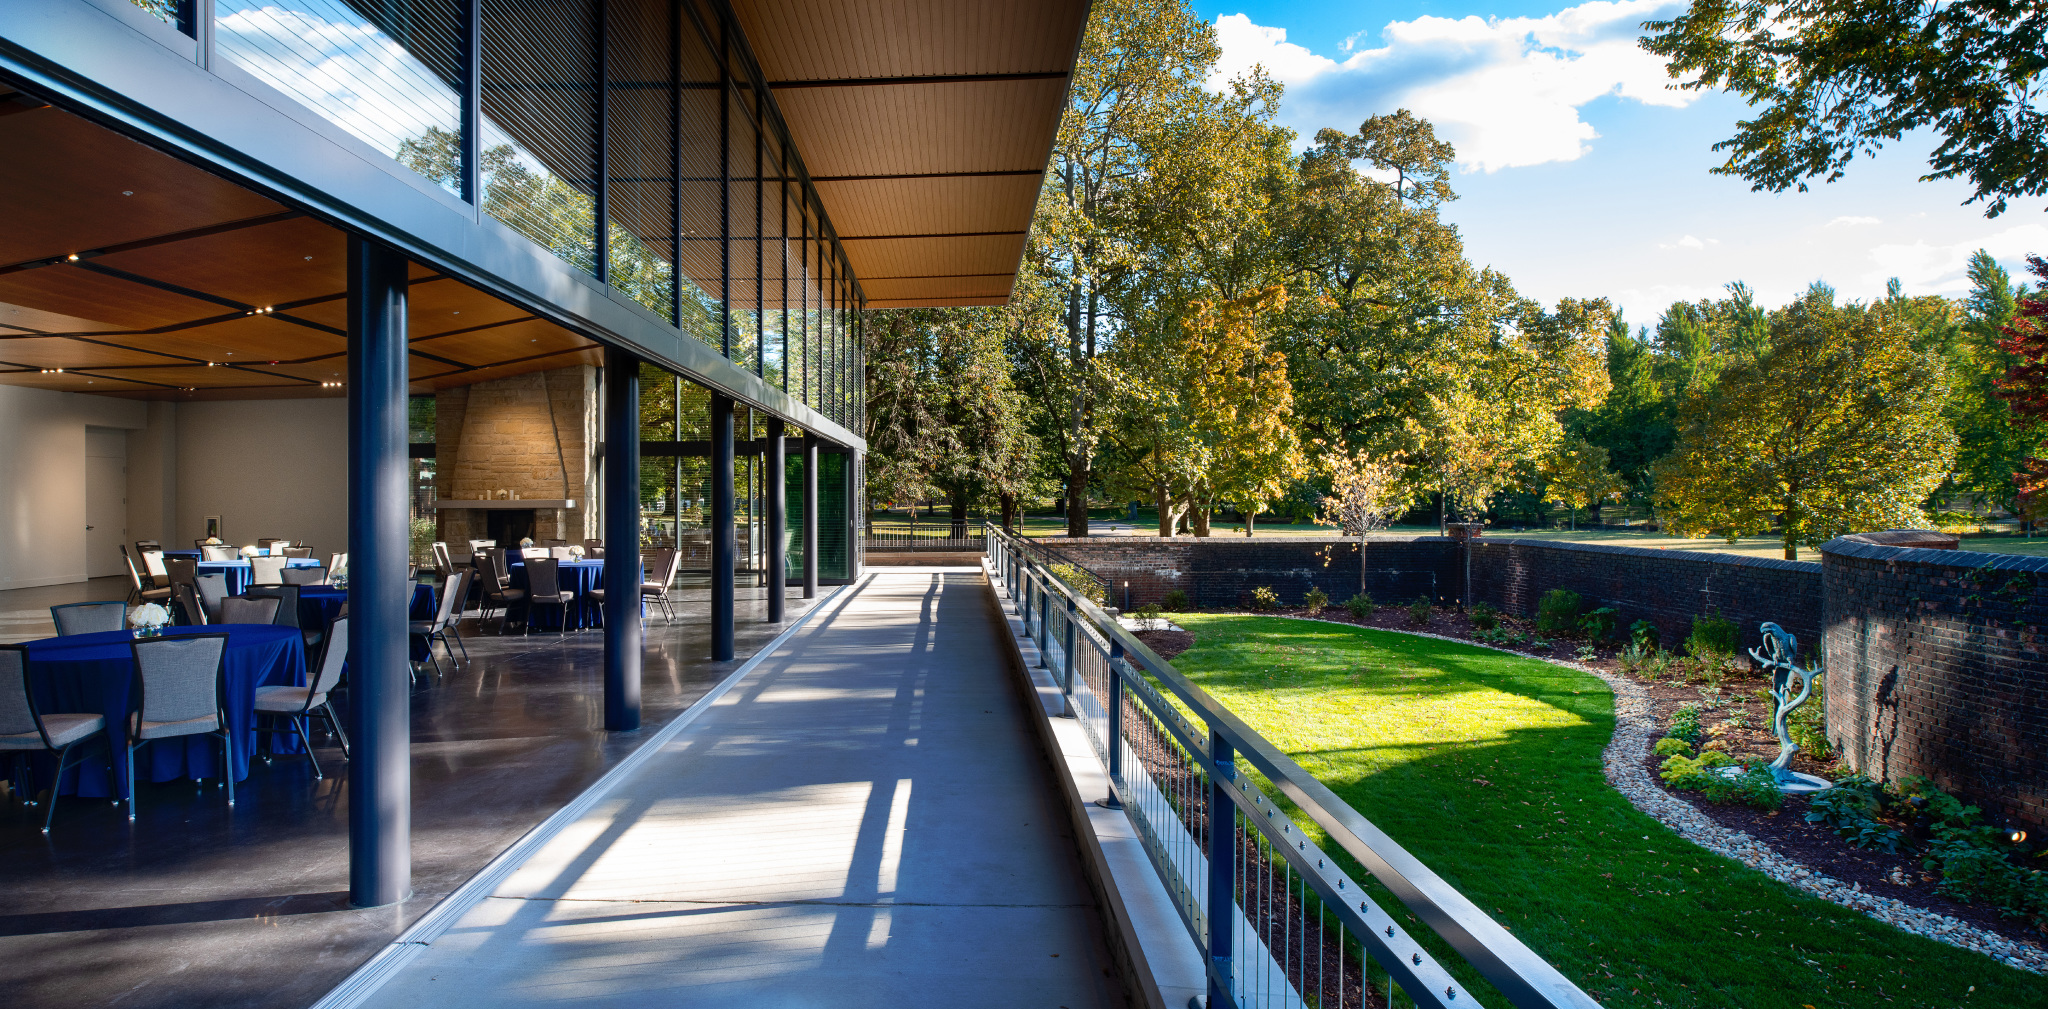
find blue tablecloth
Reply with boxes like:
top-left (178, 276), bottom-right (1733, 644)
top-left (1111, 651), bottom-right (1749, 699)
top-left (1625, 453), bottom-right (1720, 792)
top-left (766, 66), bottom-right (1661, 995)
top-left (15, 624), bottom-right (306, 798)
top-left (301, 583), bottom-right (438, 660)
top-left (196, 557), bottom-right (324, 595)
top-left (508, 559), bottom-right (605, 630)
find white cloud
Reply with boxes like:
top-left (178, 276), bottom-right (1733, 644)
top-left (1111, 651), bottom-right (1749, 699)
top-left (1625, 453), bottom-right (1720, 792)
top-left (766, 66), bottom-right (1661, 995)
top-left (1861, 223), bottom-right (2048, 295)
top-left (1828, 215), bottom-right (1883, 227)
top-left (1211, 1), bottom-right (1695, 172)
top-left (1657, 234), bottom-right (1715, 250)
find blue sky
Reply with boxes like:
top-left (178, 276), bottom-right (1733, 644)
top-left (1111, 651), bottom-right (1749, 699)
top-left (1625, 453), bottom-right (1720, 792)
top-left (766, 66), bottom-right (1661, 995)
top-left (1197, 0), bottom-right (2048, 328)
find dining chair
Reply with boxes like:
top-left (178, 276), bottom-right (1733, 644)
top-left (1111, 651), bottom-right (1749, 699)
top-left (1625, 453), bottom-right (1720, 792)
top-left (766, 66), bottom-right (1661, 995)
top-left (141, 549), bottom-right (170, 589)
top-left (194, 574), bottom-right (229, 623)
top-left (51, 601), bottom-right (127, 636)
top-left (282, 546), bottom-right (312, 559)
top-left (541, 539), bottom-right (568, 548)
top-left (327, 552), bottom-right (345, 577)
top-left (1, 645), bottom-right (111, 832)
top-left (125, 633), bottom-right (234, 819)
top-left (245, 585), bottom-right (301, 633)
top-left (135, 539), bottom-right (162, 554)
top-left (172, 583), bottom-right (207, 626)
top-left (249, 556), bottom-right (288, 586)
top-left (521, 557), bottom-right (573, 635)
top-left (583, 538), bottom-right (604, 553)
top-left (254, 615), bottom-right (349, 778)
top-left (409, 573), bottom-right (464, 676)
top-left (522, 546), bottom-right (550, 560)
top-left (166, 557), bottom-right (197, 590)
top-left (467, 539), bottom-right (496, 554)
top-left (120, 548), bottom-right (174, 607)
top-left (219, 596), bottom-right (280, 625)
top-left (431, 541), bottom-right (452, 577)
top-left (280, 565), bottom-right (326, 586)
top-left (201, 545), bottom-right (237, 562)
top-left (549, 546), bottom-right (575, 560)
top-left (473, 552), bottom-right (525, 632)
top-left (643, 548), bottom-right (682, 624)
top-left (258, 538), bottom-right (287, 551)
top-left (442, 568), bottom-right (473, 659)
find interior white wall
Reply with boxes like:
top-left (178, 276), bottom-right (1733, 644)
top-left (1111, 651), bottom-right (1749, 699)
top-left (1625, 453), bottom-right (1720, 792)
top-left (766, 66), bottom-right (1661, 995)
top-left (175, 399), bottom-right (349, 555)
top-left (0, 385), bottom-right (146, 589)
top-left (126, 401), bottom-right (178, 548)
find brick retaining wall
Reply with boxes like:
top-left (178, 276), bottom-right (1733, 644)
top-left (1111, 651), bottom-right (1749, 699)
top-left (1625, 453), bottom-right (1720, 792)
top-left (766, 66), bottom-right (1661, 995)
top-left (1821, 539), bottom-right (2048, 833)
top-left (1028, 536), bottom-right (1461, 610)
top-left (1468, 539), bottom-right (1822, 656)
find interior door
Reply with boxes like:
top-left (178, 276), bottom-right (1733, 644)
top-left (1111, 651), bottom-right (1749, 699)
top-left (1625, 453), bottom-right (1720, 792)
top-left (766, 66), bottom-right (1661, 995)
top-left (85, 427), bottom-right (127, 579)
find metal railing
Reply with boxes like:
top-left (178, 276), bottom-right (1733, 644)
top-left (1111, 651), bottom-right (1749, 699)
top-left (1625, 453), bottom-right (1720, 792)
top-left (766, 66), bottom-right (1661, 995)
top-left (987, 524), bottom-right (1598, 1009)
top-left (864, 518), bottom-right (986, 552)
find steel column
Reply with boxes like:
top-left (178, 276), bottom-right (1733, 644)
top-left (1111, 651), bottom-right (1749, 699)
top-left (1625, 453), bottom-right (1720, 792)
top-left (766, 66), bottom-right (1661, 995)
top-left (801, 434), bottom-right (818, 599)
top-left (345, 235), bottom-right (411, 909)
top-left (1207, 732), bottom-right (1237, 1007)
top-left (711, 393), bottom-right (735, 660)
top-left (765, 417), bottom-right (786, 621)
top-left (458, 0), bottom-right (480, 204)
top-left (602, 347), bottom-right (642, 730)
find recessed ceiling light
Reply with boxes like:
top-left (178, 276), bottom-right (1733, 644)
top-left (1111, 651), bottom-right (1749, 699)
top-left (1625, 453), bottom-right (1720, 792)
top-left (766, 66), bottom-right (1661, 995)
top-left (65, 254), bottom-right (77, 262)
top-left (303, 256), bottom-right (312, 261)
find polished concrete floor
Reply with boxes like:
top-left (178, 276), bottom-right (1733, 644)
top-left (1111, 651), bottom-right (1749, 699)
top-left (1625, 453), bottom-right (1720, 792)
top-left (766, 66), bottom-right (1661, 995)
top-left (356, 571), bottom-right (1120, 1008)
top-left (0, 573), bottom-right (822, 1009)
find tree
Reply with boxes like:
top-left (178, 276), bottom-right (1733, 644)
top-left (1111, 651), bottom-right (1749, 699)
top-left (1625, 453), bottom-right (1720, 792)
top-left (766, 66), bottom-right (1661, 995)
top-left (1944, 251), bottom-right (2039, 514)
top-left (1541, 439), bottom-right (1628, 530)
top-left (1994, 255), bottom-right (2048, 519)
top-left (1319, 448), bottom-right (1405, 595)
top-left (1642, 0), bottom-right (2048, 216)
top-left (1657, 290), bottom-right (1957, 559)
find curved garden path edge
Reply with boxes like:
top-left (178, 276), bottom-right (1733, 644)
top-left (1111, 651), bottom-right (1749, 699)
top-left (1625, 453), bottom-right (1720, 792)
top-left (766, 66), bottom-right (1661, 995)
top-left (1204, 612), bottom-right (2048, 974)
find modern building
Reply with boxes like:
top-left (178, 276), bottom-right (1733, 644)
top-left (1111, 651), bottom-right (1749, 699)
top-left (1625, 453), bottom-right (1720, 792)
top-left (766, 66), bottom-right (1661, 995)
top-left (0, 0), bottom-right (1085, 996)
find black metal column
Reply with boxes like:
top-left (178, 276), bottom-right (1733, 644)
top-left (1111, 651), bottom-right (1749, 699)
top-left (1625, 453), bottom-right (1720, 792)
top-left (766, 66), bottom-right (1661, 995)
top-left (345, 236), bottom-right (411, 909)
top-left (801, 434), bottom-right (818, 599)
top-left (765, 417), bottom-right (786, 621)
top-left (711, 394), bottom-right (735, 660)
top-left (602, 347), bottom-right (641, 731)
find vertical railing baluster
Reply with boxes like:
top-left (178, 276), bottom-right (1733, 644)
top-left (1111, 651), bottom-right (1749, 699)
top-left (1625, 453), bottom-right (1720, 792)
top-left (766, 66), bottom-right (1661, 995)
top-left (1207, 727), bottom-right (1236, 1008)
top-left (1060, 595), bottom-right (1077, 717)
top-left (1103, 644), bottom-right (1124, 809)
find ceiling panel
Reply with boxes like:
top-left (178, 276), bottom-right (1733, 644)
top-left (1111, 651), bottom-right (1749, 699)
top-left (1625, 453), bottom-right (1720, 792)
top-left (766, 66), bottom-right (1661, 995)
top-left (420, 318), bottom-right (598, 368)
top-left (772, 80), bottom-right (1067, 179)
top-left (0, 337), bottom-right (189, 370)
top-left (97, 314), bottom-right (349, 366)
top-left (731, 0), bottom-right (1086, 81)
top-left (0, 264), bottom-right (230, 330)
top-left (839, 233), bottom-right (1026, 280)
top-left (811, 174), bottom-right (1041, 238)
top-left (860, 275), bottom-right (1017, 302)
top-left (89, 216), bottom-right (346, 307)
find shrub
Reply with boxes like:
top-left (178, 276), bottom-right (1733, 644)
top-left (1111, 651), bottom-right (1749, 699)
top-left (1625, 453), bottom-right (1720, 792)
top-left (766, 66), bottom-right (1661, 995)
top-left (1161, 589), bottom-right (1190, 612)
top-left (1135, 602), bottom-right (1164, 624)
top-left (1805, 775), bottom-right (1905, 852)
top-left (1619, 640), bottom-right (1653, 676)
top-left (1700, 761), bottom-right (1785, 810)
top-left (1629, 619), bottom-right (1660, 649)
top-left (1667, 703), bottom-right (1703, 743)
top-left (1407, 595), bottom-right (1433, 624)
top-left (1047, 562), bottom-right (1107, 605)
top-left (1302, 587), bottom-right (1329, 613)
top-left (1534, 588), bottom-right (1582, 635)
top-left (1686, 610), bottom-right (1739, 659)
top-left (1578, 606), bottom-right (1619, 640)
top-left (1653, 737), bottom-right (1693, 757)
top-left (1344, 593), bottom-right (1375, 618)
top-left (1658, 749), bottom-right (1733, 788)
top-left (1469, 602), bottom-right (1499, 631)
top-left (1249, 586), bottom-right (1279, 611)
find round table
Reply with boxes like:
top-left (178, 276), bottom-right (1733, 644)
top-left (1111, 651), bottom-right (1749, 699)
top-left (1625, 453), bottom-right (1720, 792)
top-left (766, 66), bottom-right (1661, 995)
top-left (508, 559), bottom-right (605, 630)
top-left (298, 583), bottom-right (437, 659)
top-left (196, 557), bottom-right (325, 595)
top-left (14, 624), bottom-right (306, 798)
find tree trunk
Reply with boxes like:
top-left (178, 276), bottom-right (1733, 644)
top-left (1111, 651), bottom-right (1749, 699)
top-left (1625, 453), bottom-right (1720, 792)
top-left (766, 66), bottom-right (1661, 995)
top-left (1155, 485), bottom-right (1176, 537)
top-left (949, 487), bottom-right (968, 540)
top-left (1243, 506), bottom-right (1256, 537)
top-left (1191, 505), bottom-right (1211, 538)
top-left (999, 493), bottom-right (1017, 532)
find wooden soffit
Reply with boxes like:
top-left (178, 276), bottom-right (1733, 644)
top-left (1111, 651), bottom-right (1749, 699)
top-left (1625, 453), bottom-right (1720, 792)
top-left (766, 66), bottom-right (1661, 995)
top-left (729, 0), bottom-right (1088, 308)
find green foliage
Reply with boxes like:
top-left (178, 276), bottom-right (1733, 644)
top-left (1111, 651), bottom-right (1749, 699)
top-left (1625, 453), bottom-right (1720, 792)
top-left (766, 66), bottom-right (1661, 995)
top-left (1249, 585), bottom-right (1279, 611)
top-left (1699, 761), bottom-right (1785, 810)
top-left (1619, 640), bottom-right (1654, 676)
top-left (1654, 736), bottom-right (1694, 757)
top-left (1654, 290), bottom-right (1956, 560)
top-left (1136, 602), bottom-right (1164, 623)
top-left (1629, 619), bottom-right (1660, 649)
top-left (1048, 563), bottom-right (1107, 605)
top-left (1787, 677), bottom-right (1832, 761)
top-left (1469, 601), bottom-right (1499, 631)
top-left (1161, 589), bottom-right (1190, 612)
top-left (1407, 595), bottom-right (1433, 625)
top-left (1658, 749), bottom-right (1733, 787)
top-left (1302, 587), bottom-right (1329, 613)
top-left (1578, 606), bottom-right (1619, 640)
top-left (1534, 588), bottom-right (1582, 635)
top-left (1344, 592), bottom-right (1375, 618)
top-left (1667, 703), bottom-right (1704, 743)
top-left (1686, 611), bottom-right (1738, 659)
top-left (1805, 775), bottom-right (1907, 853)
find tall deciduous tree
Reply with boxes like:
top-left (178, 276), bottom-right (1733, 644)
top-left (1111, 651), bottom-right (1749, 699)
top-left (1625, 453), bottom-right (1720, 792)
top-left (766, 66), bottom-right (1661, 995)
top-left (1657, 290), bottom-right (1957, 558)
top-left (1542, 439), bottom-right (1628, 530)
top-left (1994, 255), bottom-right (2048, 517)
top-left (1642, 0), bottom-right (2048, 217)
top-left (1943, 251), bottom-right (2039, 513)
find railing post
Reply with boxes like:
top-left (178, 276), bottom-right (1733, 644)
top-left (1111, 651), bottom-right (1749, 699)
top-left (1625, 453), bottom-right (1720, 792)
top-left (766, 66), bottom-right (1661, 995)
top-left (1207, 729), bottom-right (1236, 1009)
top-left (1101, 642), bottom-right (1125, 809)
top-left (1060, 594), bottom-right (1077, 717)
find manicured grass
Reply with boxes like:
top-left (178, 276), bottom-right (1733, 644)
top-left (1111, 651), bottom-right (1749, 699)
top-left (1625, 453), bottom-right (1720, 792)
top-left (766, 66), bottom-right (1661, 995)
top-left (1169, 614), bottom-right (2046, 1008)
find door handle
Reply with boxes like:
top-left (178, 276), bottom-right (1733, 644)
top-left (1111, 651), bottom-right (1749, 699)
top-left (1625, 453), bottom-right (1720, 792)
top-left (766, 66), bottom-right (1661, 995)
top-left (86, 525), bottom-right (95, 530)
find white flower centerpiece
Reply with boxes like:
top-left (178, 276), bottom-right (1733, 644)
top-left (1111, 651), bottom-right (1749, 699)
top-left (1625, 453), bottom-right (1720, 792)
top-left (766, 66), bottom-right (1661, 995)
top-left (129, 602), bottom-right (171, 637)
top-left (569, 545), bottom-right (586, 558)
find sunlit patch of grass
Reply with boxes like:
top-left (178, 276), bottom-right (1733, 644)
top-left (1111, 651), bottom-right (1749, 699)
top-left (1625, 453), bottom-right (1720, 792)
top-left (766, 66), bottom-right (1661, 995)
top-left (1170, 614), bottom-right (2047, 1008)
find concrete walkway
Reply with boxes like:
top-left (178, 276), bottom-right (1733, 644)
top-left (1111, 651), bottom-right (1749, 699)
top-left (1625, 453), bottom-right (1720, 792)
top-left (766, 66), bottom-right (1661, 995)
top-left (354, 571), bottom-right (1121, 1008)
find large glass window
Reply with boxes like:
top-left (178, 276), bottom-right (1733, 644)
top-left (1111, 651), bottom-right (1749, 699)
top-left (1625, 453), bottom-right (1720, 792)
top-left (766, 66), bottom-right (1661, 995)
top-left (605, 0), bottom-right (677, 319)
top-left (481, 0), bottom-right (598, 275)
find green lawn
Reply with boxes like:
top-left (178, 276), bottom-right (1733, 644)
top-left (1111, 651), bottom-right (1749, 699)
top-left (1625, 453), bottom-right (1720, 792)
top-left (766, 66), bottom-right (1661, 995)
top-left (1168, 613), bottom-right (2046, 1008)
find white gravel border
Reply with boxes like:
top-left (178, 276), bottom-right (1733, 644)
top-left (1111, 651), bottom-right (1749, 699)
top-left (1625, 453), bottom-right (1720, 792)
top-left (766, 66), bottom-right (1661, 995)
top-left (1225, 612), bottom-right (2048, 973)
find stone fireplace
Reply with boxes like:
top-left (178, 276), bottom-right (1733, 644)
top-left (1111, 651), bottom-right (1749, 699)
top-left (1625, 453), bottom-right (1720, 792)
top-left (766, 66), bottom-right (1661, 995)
top-left (433, 366), bottom-right (599, 547)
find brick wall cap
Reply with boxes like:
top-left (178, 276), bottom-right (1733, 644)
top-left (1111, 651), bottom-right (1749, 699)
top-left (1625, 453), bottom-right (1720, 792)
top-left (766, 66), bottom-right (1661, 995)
top-left (1839, 529), bottom-right (1962, 550)
top-left (1820, 537), bottom-right (2048, 573)
top-left (1471, 536), bottom-right (1822, 573)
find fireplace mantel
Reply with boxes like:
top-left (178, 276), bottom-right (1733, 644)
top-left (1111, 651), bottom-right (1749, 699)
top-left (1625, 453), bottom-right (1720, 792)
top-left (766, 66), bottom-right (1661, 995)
top-left (433, 499), bottom-right (576, 510)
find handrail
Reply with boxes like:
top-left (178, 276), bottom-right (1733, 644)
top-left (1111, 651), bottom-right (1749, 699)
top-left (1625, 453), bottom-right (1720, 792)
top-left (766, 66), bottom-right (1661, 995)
top-left (986, 522), bottom-right (1598, 1009)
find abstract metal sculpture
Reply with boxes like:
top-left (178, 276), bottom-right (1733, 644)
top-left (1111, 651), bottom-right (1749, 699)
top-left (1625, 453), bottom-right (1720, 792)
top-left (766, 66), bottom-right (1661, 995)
top-left (1748, 622), bottom-right (1832, 793)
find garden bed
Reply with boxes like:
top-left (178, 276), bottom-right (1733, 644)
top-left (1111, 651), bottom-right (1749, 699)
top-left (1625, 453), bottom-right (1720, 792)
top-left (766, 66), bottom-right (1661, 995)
top-left (1141, 599), bottom-right (2048, 966)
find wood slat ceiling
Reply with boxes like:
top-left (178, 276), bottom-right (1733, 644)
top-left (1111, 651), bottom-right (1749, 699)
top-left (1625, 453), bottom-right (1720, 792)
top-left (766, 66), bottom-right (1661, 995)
top-left (731, 0), bottom-right (1087, 308)
top-left (0, 93), bottom-right (602, 400)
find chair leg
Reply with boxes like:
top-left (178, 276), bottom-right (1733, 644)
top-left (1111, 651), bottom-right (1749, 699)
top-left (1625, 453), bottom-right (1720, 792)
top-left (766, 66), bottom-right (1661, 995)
top-left (320, 701), bottom-right (351, 758)
top-left (450, 624), bottom-right (469, 659)
top-left (43, 742), bottom-right (78, 833)
top-left (125, 743), bottom-right (138, 820)
top-left (222, 731), bottom-right (234, 808)
top-left (295, 716), bottom-right (321, 779)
